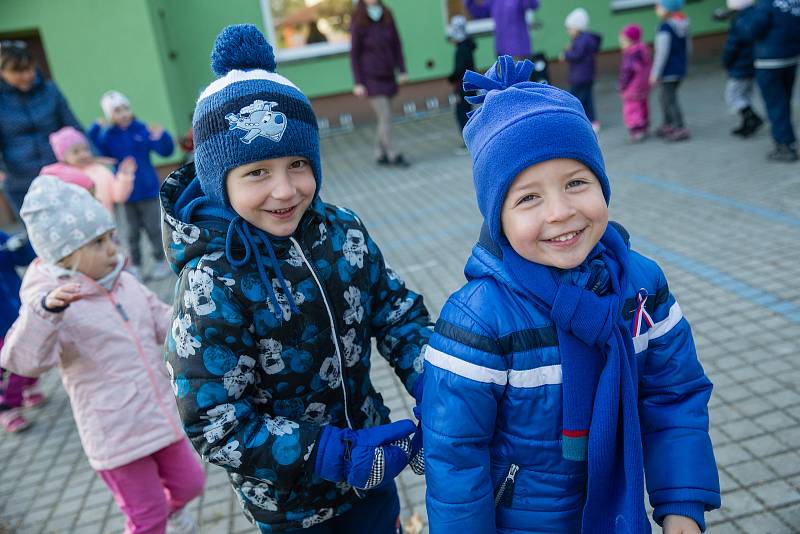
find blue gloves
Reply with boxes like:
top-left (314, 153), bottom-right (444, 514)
top-left (314, 419), bottom-right (417, 490)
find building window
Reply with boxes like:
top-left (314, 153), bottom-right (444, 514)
top-left (611, 0), bottom-right (657, 11)
top-left (260, 0), bottom-right (354, 62)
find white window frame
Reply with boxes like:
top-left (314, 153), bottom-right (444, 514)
top-left (259, 0), bottom-right (354, 63)
top-left (611, 0), bottom-right (656, 11)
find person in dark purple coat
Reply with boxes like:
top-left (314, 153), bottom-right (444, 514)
top-left (350, 0), bottom-right (409, 166)
top-left (562, 8), bottom-right (603, 131)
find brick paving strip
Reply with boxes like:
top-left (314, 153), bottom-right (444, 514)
top-left (1, 62), bottom-right (798, 533)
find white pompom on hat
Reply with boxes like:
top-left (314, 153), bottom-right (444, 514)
top-left (565, 8), bottom-right (590, 31)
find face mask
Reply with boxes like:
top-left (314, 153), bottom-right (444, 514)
top-left (367, 5), bottom-right (384, 22)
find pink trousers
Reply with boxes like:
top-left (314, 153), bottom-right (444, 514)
top-left (622, 98), bottom-right (649, 133)
top-left (98, 439), bottom-right (205, 534)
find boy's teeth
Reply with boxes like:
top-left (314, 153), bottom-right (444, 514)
top-left (270, 207), bottom-right (292, 214)
top-left (551, 231), bottom-right (579, 242)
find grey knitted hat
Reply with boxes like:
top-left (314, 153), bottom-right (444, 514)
top-left (20, 175), bottom-right (116, 263)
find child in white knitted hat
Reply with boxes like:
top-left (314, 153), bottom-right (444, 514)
top-left (0, 175), bottom-right (205, 534)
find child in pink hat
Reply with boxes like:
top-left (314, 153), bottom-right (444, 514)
top-left (618, 24), bottom-right (653, 142)
top-left (41, 126), bottom-right (135, 213)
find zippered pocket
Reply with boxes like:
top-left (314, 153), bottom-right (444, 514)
top-left (494, 463), bottom-right (519, 508)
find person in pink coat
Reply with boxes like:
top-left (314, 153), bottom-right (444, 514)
top-left (0, 175), bottom-right (204, 534)
top-left (41, 126), bottom-right (135, 214)
top-left (618, 24), bottom-right (653, 143)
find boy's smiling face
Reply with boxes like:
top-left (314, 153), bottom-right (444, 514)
top-left (500, 158), bottom-right (608, 269)
top-left (226, 155), bottom-right (316, 236)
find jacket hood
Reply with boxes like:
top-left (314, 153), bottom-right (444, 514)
top-left (581, 32), bottom-right (603, 52)
top-left (160, 162), bottom-right (325, 276)
top-left (464, 224), bottom-right (524, 295)
top-left (666, 16), bottom-right (690, 38)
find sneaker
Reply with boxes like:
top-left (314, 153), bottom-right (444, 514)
top-left (655, 125), bottom-right (674, 138)
top-left (22, 386), bottom-right (47, 408)
top-left (666, 127), bottom-right (690, 142)
top-left (147, 262), bottom-right (173, 280)
top-left (166, 507), bottom-right (198, 534)
top-left (0, 407), bottom-right (32, 433)
top-left (767, 144), bottom-right (799, 163)
top-left (591, 121), bottom-right (601, 134)
top-left (376, 153), bottom-right (390, 166)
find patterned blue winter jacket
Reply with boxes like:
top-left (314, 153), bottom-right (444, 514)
top-left (422, 231), bottom-right (720, 533)
top-left (0, 73), bottom-right (81, 198)
top-left (161, 164), bottom-right (431, 531)
top-left (737, 0), bottom-right (800, 67)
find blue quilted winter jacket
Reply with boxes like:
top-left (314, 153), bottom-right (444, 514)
top-left (0, 73), bottom-right (81, 200)
top-left (422, 231), bottom-right (720, 533)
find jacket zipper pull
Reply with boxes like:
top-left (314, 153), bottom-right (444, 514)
top-left (115, 302), bottom-right (129, 322)
top-left (494, 463), bottom-right (519, 507)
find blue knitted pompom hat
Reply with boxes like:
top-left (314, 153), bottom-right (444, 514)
top-left (463, 56), bottom-right (610, 244)
top-left (192, 24), bottom-right (321, 207)
top-left (658, 0), bottom-right (685, 12)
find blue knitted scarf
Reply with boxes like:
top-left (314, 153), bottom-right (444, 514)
top-left (500, 226), bottom-right (648, 533)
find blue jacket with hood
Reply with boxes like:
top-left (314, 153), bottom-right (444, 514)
top-left (723, 7), bottom-right (758, 79)
top-left (422, 226), bottom-right (720, 533)
top-left (737, 0), bottom-right (800, 68)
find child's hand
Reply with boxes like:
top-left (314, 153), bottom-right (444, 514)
top-left (353, 84), bottom-right (367, 98)
top-left (118, 156), bottom-right (137, 175)
top-left (662, 515), bottom-right (701, 534)
top-left (148, 123), bottom-right (165, 140)
top-left (0, 170), bottom-right (5, 184)
top-left (559, 52), bottom-right (566, 62)
top-left (95, 117), bottom-right (107, 126)
top-left (94, 156), bottom-right (117, 167)
top-left (398, 72), bottom-right (409, 84)
top-left (45, 283), bottom-right (83, 310)
top-left (649, 74), bottom-right (658, 86)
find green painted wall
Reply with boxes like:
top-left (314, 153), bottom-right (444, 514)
top-left (0, 0), bottom-right (181, 164)
top-left (1, 0), bottom-right (729, 160)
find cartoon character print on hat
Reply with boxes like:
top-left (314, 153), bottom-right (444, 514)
top-left (226, 99), bottom-right (288, 144)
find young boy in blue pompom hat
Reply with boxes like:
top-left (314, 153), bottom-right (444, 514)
top-left (421, 56), bottom-right (720, 533)
top-left (161, 24), bottom-right (429, 533)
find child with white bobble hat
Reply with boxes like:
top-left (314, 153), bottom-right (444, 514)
top-left (1, 175), bottom-right (205, 534)
top-left (562, 7), bottom-right (602, 132)
top-left (160, 24), bottom-right (430, 533)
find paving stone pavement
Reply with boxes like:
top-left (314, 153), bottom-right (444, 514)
top-left (1, 61), bottom-right (799, 533)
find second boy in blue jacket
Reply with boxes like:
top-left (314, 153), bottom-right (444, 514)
top-left (422, 56), bottom-right (720, 533)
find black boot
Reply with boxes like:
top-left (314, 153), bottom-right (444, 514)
top-left (738, 107), bottom-right (764, 138)
top-left (731, 109), bottom-right (749, 137)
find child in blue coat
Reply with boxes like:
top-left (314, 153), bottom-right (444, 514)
top-left (161, 25), bottom-right (429, 533)
top-left (88, 91), bottom-right (175, 279)
top-left (722, 0), bottom-right (764, 137)
top-left (422, 56), bottom-right (720, 533)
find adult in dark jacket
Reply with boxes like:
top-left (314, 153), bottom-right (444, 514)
top-left (722, 0), bottom-right (764, 137)
top-left (446, 15), bottom-right (477, 134)
top-left (0, 41), bottom-right (82, 213)
top-left (350, 0), bottom-right (409, 166)
top-left (738, 0), bottom-right (800, 162)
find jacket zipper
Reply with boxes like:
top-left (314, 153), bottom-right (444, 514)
top-left (92, 277), bottom-right (183, 440)
top-left (289, 237), bottom-right (354, 430)
top-left (494, 464), bottom-right (519, 507)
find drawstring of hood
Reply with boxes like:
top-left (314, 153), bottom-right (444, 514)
top-left (177, 194), bottom-right (299, 320)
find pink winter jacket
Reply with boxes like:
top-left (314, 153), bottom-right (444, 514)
top-left (0, 260), bottom-right (184, 470)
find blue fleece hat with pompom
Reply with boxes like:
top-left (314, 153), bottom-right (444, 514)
top-left (463, 56), bottom-right (610, 245)
top-left (192, 24), bottom-right (321, 207)
top-left (658, 0), bottom-right (685, 12)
